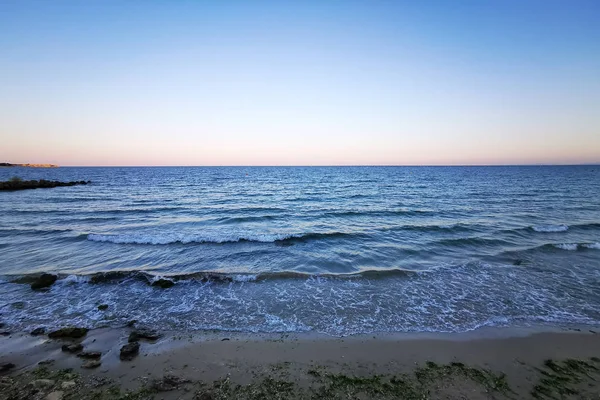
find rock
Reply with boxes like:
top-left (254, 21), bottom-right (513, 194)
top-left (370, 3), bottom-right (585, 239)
top-left (128, 328), bottom-right (161, 342)
top-left (0, 179), bottom-right (89, 191)
top-left (48, 327), bottom-right (88, 339)
top-left (0, 363), bottom-right (15, 373)
top-left (0, 331), bottom-right (10, 336)
top-left (81, 360), bottom-right (101, 369)
top-left (151, 278), bottom-right (175, 288)
top-left (46, 391), bottom-right (64, 400)
top-left (61, 381), bottom-right (76, 389)
top-left (126, 320), bottom-right (137, 327)
top-left (31, 378), bottom-right (55, 389)
top-left (151, 374), bottom-right (190, 391)
top-left (77, 351), bottom-right (101, 359)
top-left (61, 343), bottom-right (83, 353)
top-left (38, 359), bottom-right (55, 366)
top-left (31, 273), bottom-right (58, 290)
top-left (31, 327), bottom-right (46, 336)
top-left (97, 304), bottom-right (108, 311)
top-left (119, 342), bottom-right (140, 360)
top-left (221, 338), bottom-right (230, 341)
top-left (195, 392), bottom-right (215, 400)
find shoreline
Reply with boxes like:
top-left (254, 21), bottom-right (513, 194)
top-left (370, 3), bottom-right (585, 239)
top-left (2, 325), bottom-right (600, 399)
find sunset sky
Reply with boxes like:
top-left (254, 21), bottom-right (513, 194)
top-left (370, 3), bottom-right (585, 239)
top-left (1, 1), bottom-right (599, 166)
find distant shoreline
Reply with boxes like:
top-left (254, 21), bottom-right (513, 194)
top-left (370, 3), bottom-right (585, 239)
top-left (0, 163), bottom-right (59, 168)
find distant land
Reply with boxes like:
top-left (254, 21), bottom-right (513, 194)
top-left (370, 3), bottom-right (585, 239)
top-left (0, 163), bottom-right (59, 168)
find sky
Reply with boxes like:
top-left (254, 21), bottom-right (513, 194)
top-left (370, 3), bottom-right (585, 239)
top-left (1, 1), bottom-right (599, 166)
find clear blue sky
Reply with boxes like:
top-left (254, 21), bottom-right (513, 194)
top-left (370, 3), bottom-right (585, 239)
top-left (1, 0), bottom-right (599, 166)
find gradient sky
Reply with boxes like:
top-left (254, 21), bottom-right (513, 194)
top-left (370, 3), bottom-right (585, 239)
top-left (1, 1), bottom-right (599, 166)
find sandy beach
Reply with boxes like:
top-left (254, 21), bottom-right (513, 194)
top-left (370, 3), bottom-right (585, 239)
top-left (2, 326), bottom-right (600, 399)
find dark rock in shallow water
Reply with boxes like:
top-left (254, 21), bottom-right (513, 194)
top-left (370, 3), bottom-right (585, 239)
top-left (151, 278), bottom-right (175, 288)
top-left (31, 273), bottom-right (58, 290)
top-left (77, 351), bottom-right (101, 359)
top-left (97, 304), bottom-right (108, 311)
top-left (0, 179), bottom-right (90, 191)
top-left (31, 327), bottom-right (46, 336)
top-left (62, 343), bottom-right (83, 353)
top-left (48, 327), bottom-right (88, 339)
top-left (128, 328), bottom-right (162, 342)
top-left (126, 320), bottom-right (137, 327)
top-left (0, 362), bottom-right (16, 373)
top-left (119, 342), bottom-right (140, 361)
top-left (0, 331), bottom-right (11, 336)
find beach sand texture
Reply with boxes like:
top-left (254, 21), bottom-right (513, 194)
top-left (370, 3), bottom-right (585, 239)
top-left (1, 327), bottom-right (600, 399)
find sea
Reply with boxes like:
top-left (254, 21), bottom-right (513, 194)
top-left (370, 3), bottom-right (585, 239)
top-left (1, 166), bottom-right (599, 336)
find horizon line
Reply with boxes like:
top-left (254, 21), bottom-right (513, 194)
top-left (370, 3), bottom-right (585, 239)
top-left (10, 163), bottom-right (599, 168)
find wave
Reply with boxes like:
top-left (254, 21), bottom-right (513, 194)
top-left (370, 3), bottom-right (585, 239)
top-left (322, 209), bottom-right (435, 218)
top-left (553, 243), bottom-right (600, 251)
top-left (3, 267), bottom-right (427, 287)
top-left (86, 231), bottom-right (356, 245)
top-left (0, 228), bottom-right (73, 236)
top-left (553, 243), bottom-right (578, 251)
top-left (531, 224), bottom-right (569, 232)
top-left (214, 215), bottom-right (278, 224)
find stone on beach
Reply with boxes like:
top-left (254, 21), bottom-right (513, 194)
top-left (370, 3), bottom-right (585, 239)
top-left (31, 378), bottom-right (55, 389)
top-left (151, 374), bottom-right (190, 392)
top-left (120, 342), bottom-right (140, 360)
top-left (76, 351), bottom-right (101, 359)
top-left (128, 328), bottom-right (162, 342)
top-left (48, 327), bottom-right (88, 339)
top-left (61, 343), bottom-right (83, 353)
top-left (0, 363), bottom-right (16, 373)
top-left (46, 391), bottom-right (64, 400)
top-left (81, 360), bottom-right (101, 369)
top-left (31, 327), bottom-right (46, 336)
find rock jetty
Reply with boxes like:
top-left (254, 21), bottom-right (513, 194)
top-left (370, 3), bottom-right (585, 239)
top-left (0, 178), bottom-right (90, 191)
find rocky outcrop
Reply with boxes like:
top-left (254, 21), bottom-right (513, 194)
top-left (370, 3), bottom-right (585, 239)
top-left (128, 328), bottom-right (161, 342)
top-left (151, 278), bottom-right (175, 288)
top-left (0, 179), bottom-right (90, 191)
top-left (31, 327), bottom-right (46, 336)
top-left (31, 274), bottom-right (58, 290)
top-left (0, 362), bottom-right (15, 373)
top-left (119, 342), bottom-right (140, 360)
top-left (48, 327), bottom-right (88, 339)
top-left (76, 351), bottom-right (101, 359)
top-left (61, 343), bottom-right (83, 353)
top-left (0, 163), bottom-right (59, 168)
top-left (81, 360), bottom-right (101, 369)
top-left (97, 304), bottom-right (108, 311)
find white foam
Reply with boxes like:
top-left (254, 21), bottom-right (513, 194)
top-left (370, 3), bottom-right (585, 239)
top-left (582, 243), bottom-right (600, 250)
top-left (532, 224), bottom-right (569, 232)
top-left (87, 232), bottom-right (298, 245)
top-left (232, 274), bottom-right (258, 282)
top-left (554, 243), bottom-right (578, 251)
top-left (59, 275), bottom-right (91, 284)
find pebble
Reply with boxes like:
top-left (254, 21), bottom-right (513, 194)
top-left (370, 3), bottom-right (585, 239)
top-left (82, 360), bottom-right (101, 369)
top-left (31, 379), bottom-right (55, 389)
top-left (46, 391), bottom-right (64, 400)
top-left (61, 381), bottom-right (76, 389)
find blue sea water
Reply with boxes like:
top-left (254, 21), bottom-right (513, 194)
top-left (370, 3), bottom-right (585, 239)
top-left (0, 166), bottom-right (599, 336)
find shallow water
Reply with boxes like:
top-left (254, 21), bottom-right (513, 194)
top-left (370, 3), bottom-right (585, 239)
top-left (1, 166), bottom-right (599, 335)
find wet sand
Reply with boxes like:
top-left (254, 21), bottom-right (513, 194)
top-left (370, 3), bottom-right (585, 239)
top-left (1, 326), bottom-right (600, 399)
